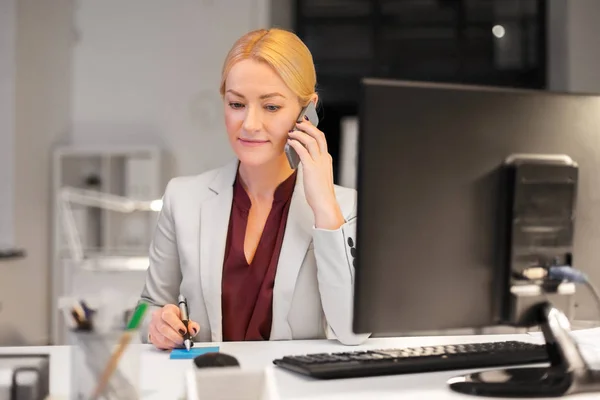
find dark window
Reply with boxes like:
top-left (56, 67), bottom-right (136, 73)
top-left (294, 0), bottom-right (547, 182)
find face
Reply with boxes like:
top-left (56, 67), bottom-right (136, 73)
top-left (223, 59), bottom-right (304, 167)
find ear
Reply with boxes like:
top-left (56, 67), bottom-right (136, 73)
top-left (311, 93), bottom-right (319, 106)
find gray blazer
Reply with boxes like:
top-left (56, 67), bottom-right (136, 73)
top-left (139, 159), bottom-right (370, 345)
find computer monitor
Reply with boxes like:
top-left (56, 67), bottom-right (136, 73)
top-left (353, 78), bottom-right (600, 337)
top-left (352, 79), bottom-right (600, 396)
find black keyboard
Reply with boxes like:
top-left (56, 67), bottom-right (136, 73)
top-left (273, 341), bottom-right (548, 379)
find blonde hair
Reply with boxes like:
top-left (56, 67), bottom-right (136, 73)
top-left (220, 28), bottom-right (317, 106)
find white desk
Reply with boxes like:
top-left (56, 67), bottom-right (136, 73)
top-left (2, 333), bottom-right (599, 399)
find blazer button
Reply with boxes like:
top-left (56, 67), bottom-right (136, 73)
top-left (350, 247), bottom-right (357, 258)
top-left (347, 237), bottom-right (354, 247)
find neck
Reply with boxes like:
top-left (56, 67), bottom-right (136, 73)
top-left (238, 156), bottom-right (295, 200)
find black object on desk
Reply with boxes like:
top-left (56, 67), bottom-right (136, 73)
top-left (194, 353), bottom-right (240, 369)
top-left (273, 341), bottom-right (547, 380)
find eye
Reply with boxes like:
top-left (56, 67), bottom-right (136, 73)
top-left (265, 104), bottom-right (281, 112)
top-left (228, 102), bottom-right (245, 110)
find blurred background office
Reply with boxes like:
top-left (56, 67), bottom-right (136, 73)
top-left (0, 0), bottom-right (599, 347)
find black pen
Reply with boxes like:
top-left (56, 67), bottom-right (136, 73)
top-left (178, 295), bottom-right (193, 351)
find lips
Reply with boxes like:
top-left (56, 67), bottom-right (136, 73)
top-left (238, 138), bottom-right (269, 148)
top-left (239, 139), bottom-right (268, 143)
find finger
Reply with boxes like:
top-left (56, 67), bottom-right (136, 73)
top-left (296, 120), bottom-right (327, 154)
top-left (162, 309), bottom-right (188, 335)
top-left (150, 323), bottom-right (178, 350)
top-left (289, 130), bottom-right (320, 157)
top-left (187, 321), bottom-right (200, 337)
top-left (157, 321), bottom-right (184, 345)
top-left (287, 139), bottom-right (313, 165)
top-left (163, 304), bottom-right (181, 318)
top-left (149, 324), bottom-right (168, 350)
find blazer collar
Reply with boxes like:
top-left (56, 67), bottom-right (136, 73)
top-left (208, 158), bottom-right (239, 194)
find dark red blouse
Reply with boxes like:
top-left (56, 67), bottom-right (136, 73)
top-left (221, 171), bottom-right (297, 341)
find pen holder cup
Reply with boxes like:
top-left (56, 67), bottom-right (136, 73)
top-left (70, 330), bottom-right (141, 400)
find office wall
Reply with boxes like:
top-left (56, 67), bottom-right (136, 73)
top-left (0, 0), bottom-right (74, 345)
top-left (0, 0), bottom-right (16, 248)
top-left (271, 0), bottom-right (294, 30)
top-left (70, 0), bottom-right (269, 178)
top-left (548, 0), bottom-right (600, 94)
top-left (565, 1), bottom-right (600, 95)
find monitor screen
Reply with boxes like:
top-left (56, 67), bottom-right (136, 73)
top-left (353, 79), bottom-right (600, 336)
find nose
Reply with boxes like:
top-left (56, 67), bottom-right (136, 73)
top-left (242, 106), bottom-right (262, 133)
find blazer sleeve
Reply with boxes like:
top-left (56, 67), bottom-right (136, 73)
top-left (312, 192), bottom-right (371, 346)
top-left (138, 179), bottom-right (182, 343)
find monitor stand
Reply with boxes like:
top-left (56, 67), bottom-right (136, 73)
top-left (447, 302), bottom-right (600, 397)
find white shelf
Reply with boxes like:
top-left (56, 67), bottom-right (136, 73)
top-left (77, 255), bottom-right (150, 272)
top-left (51, 145), bottom-right (163, 344)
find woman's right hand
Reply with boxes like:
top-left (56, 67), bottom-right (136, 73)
top-left (148, 304), bottom-right (200, 350)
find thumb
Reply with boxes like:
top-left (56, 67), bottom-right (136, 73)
top-left (187, 320), bottom-right (200, 337)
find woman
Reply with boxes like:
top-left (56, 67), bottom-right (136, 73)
top-left (140, 28), bottom-right (369, 349)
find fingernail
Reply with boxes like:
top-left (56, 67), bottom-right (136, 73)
top-left (289, 129), bottom-right (294, 133)
top-left (178, 329), bottom-right (185, 335)
top-left (191, 328), bottom-right (197, 335)
top-left (304, 115), bottom-right (309, 120)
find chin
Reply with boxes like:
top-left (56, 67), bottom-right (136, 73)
top-left (235, 151), bottom-right (276, 167)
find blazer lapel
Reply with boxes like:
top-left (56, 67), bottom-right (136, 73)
top-left (200, 159), bottom-right (238, 342)
top-left (272, 165), bottom-right (314, 339)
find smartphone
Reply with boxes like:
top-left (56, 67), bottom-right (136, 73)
top-left (284, 101), bottom-right (320, 169)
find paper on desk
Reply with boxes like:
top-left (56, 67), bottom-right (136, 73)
top-left (170, 346), bottom-right (220, 360)
top-left (570, 327), bottom-right (600, 340)
top-left (570, 328), bottom-right (600, 368)
top-left (529, 327), bottom-right (600, 368)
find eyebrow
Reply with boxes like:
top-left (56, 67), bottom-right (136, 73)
top-left (226, 89), bottom-right (286, 100)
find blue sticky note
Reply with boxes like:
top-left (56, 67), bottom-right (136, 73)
top-left (170, 346), bottom-right (220, 360)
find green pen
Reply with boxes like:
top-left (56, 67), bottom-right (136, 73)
top-left (126, 302), bottom-right (148, 330)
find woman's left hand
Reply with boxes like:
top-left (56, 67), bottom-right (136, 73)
top-left (287, 118), bottom-right (346, 230)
